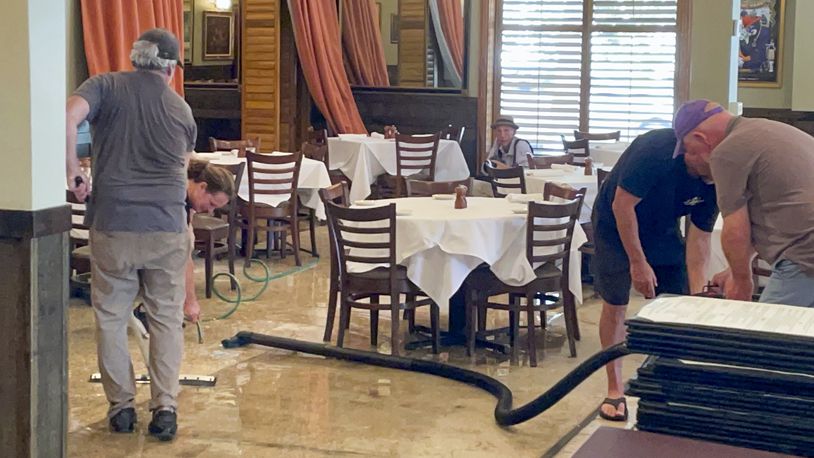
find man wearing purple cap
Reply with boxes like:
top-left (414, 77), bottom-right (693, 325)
top-left (66, 28), bottom-right (194, 441)
top-left (674, 99), bottom-right (814, 307)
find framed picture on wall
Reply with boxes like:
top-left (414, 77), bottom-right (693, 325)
top-left (183, 0), bottom-right (193, 64)
top-left (203, 10), bottom-right (234, 60)
top-left (390, 14), bottom-right (399, 44)
top-left (738, 0), bottom-right (785, 87)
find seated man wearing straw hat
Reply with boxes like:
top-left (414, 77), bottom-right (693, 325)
top-left (484, 115), bottom-right (531, 170)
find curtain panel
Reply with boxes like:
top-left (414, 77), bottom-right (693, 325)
top-left (80, 0), bottom-right (185, 95)
top-left (288, 0), bottom-right (367, 134)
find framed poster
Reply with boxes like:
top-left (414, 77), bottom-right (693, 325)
top-left (202, 10), bottom-right (235, 60)
top-left (183, 0), bottom-right (193, 64)
top-left (390, 14), bottom-right (399, 44)
top-left (738, 0), bottom-right (785, 87)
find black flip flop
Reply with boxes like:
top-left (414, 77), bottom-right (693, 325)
top-left (598, 397), bottom-right (628, 422)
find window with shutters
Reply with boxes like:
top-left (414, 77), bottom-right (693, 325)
top-left (497, 0), bottom-right (685, 151)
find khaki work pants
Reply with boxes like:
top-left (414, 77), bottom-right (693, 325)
top-left (90, 230), bottom-right (190, 417)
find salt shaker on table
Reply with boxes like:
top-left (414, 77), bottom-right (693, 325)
top-left (454, 185), bottom-right (468, 209)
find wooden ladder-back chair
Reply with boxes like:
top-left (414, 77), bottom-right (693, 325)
top-left (377, 133), bottom-right (441, 198)
top-left (325, 202), bottom-right (440, 355)
top-left (209, 137), bottom-right (261, 157)
top-left (192, 161), bottom-right (245, 298)
top-left (573, 130), bottom-right (621, 142)
top-left (465, 198), bottom-right (582, 366)
top-left (527, 153), bottom-right (574, 169)
top-left (318, 181), bottom-right (350, 342)
top-left (485, 163), bottom-right (526, 197)
top-left (238, 151), bottom-right (304, 266)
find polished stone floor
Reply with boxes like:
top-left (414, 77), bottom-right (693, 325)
top-left (67, 227), bottom-right (645, 457)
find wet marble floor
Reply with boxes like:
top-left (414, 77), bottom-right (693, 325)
top-left (67, 226), bottom-right (645, 457)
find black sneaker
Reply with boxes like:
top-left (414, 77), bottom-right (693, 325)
top-left (148, 409), bottom-right (177, 441)
top-left (109, 407), bottom-right (136, 433)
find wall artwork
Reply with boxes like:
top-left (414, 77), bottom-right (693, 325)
top-left (738, 0), bottom-right (785, 87)
top-left (203, 10), bottom-right (234, 60)
top-left (183, 0), bottom-right (193, 64)
top-left (390, 13), bottom-right (400, 44)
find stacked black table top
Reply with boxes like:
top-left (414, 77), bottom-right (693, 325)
top-left (624, 296), bottom-right (814, 457)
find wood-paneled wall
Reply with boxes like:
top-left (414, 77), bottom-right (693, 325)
top-left (398, 0), bottom-right (427, 87)
top-left (241, 0), bottom-right (280, 151)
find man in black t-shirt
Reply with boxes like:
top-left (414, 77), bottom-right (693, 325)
top-left (592, 128), bottom-right (719, 421)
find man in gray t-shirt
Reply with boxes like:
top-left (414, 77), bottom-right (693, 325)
top-left (673, 99), bottom-right (814, 307)
top-left (66, 28), bottom-right (196, 441)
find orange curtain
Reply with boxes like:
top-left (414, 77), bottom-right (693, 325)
top-left (437, 0), bottom-right (464, 77)
top-left (288, 0), bottom-right (367, 134)
top-left (80, 0), bottom-right (185, 95)
top-left (341, 0), bottom-right (390, 87)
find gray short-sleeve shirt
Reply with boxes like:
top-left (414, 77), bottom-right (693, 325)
top-left (74, 71), bottom-right (197, 233)
top-left (710, 117), bottom-right (814, 274)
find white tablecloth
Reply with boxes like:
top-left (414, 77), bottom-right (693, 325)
top-left (205, 153), bottom-right (332, 219)
top-left (345, 197), bottom-right (587, 309)
top-left (524, 168), bottom-right (604, 222)
top-left (590, 142), bottom-right (629, 166)
top-left (328, 137), bottom-right (470, 202)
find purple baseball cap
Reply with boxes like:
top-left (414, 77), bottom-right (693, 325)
top-left (672, 99), bottom-right (724, 158)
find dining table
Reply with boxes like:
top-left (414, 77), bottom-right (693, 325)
top-left (327, 136), bottom-right (470, 202)
top-left (589, 141), bottom-right (629, 167)
top-left (345, 196), bottom-right (588, 338)
top-left (197, 151), bottom-right (332, 219)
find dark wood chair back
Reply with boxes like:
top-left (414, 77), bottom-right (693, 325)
top-left (485, 163), bottom-right (526, 197)
top-left (405, 178), bottom-right (473, 197)
top-left (209, 137), bottom-right (261, 157)
top-left (395, 133), bottom-right (440, 181)
top-left (543, 182), bottom-right (587, 203)
top-left (301, 141), bottom-right (329, 164)
top-left (209, 161), bottom-right (245, 223)
top-left (245, 151), bottom-right (302, 206)
top-left (307, 126), bottom-right (328, 145)
top-left (318, 181), bottom-right (350, 208)
top-left (561, 137), bottom-right (590, 164)
top-left (597, 168), bottom-right (611, 190)
top-left (525, 199), bottom-right (581, 270)
top-left (439, 124), bottom-right (465, 143)
top-left (527, 153), bottom-right (574, 169)
top-left (325, 202), bottom-right (398, 283)
top-left (573, 130), bottom-right (621, 142)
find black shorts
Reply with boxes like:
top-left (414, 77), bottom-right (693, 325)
top-left (595, 264), bottom-right (688, 306)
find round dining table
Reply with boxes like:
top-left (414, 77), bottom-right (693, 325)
top-left (346, 196), bottom-right (588, 312)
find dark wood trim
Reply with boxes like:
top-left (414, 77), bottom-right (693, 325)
top-left (578, 0), bottom-right (593, 132)
top-left (491, 0), bottom-right (503, 129)
top-left (675, 0), bottom-right (692, 106)
top-left (477, 0), bottom-right (494, 166)
top-left (0, 205), bottom-right (71, 240)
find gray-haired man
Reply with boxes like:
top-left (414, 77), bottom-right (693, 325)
top-left (66, 28), bottom-right (196, 441)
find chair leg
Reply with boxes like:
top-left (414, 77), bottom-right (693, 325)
top-left (526, 293), bottom-right (538, 367)
top-left (390, 293), bottom-right (401, 356)
top-left (227, 225), bottom-right (238, 291)
top-left (465, 289), bottom-right (477, 357)
top-left (337, 294), bottom-right (351, 348)
top-left (563, 291), bottom-right (578, 357)
top-left (245, 217), bottom-right (256, 267)
top-left (323, 277), bottom-right (339, 342)
top-left (204, 236), bottom-right (214, 299)
top-left (309, 210), bottom-right (318, 257)
top-left (509, 298), bottom-right (520, 365)
top-left (289, 222), bottom-right (302, 267)
top-left (405, 294), bottom-right (416, 333)
top-left (477, 301), bottom-right (487, 332)
top-left (430, 303), bottom-right (440, 354)
top-left (370, 296), bottom-right (379, 347)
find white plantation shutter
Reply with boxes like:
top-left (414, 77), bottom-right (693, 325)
top-left (498, 0), bottom-right (679, 149)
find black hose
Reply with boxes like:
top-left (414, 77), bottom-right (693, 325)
top-left (222, 331), bottom-right (633, 426)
